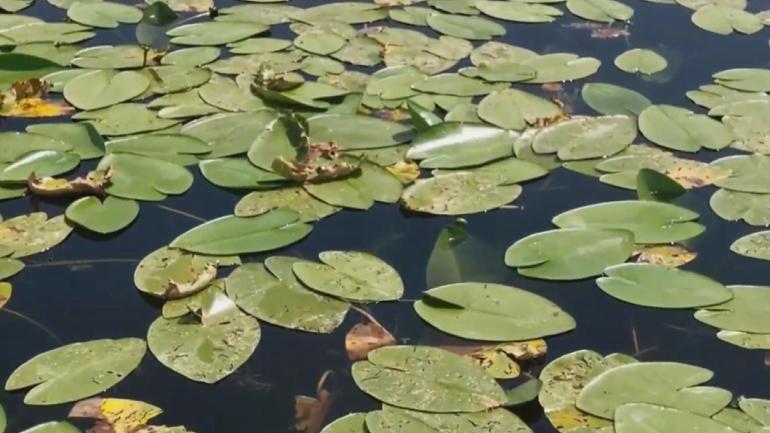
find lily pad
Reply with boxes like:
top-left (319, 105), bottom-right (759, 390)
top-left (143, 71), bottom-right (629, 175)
top-left (321, 414), bottom-right (367, 433)
top-left (505, 228), bottom-right (635, 280)
top-left (533, 115), bottom-right (636, 160)
top-left (351, 345), bottom-right (507, 412)
top-left (731, 231), bottom-right (770, 260)
top-left (182, 110), bottom-right (278, 158)
top-left (65, 196), bottom-right (139, 234)
top-left (167, 22), bottom-right (268, 46)
top-left (638, 104), bottom-right (732, 152)
top-left (478, 89), bottom-right (563, 130)
top-left (291, 2), bottom-right (387, 24)
top-left (0, 213), bottom-right (72, 258)
top-left (413, 73), bottom-right (501, 96)
top-left (615, 403), bottom-right (738, 433)
top-left (476, 0), bottom-right (562, 22)
top-left (67, 1), bottom-right (142, 28)
top-left (692, 5), bottom-right (763, 35)
top-left (235, 188), bottom-right (338, 222)
top-left (308, 114), bottom-right (412, 150)
top-left (134, 246), bottom-right (237, 298)
top-left (696, 285), bottom-right (770, 333)
top-left (426, 13), bottom-right (506, 40)
top-left (147, 311), bottom-right (260, 383)
top-left (566, 0), bottom-right (634, 22)
top-left (714, 68), bottom-right (770, 92)
top-left (26, 123), bottom-right (104, 160)
top-left (73, 104), bottom-right (179, 136)
top-left (553, 200), bottom-right (705, 243)
top-left (0, 258), bottom-right (23, 280)
top-left (523, 53), bottom-right (601, 83)
top-left (712, 154), bottom-right (770, 193)
top-left (199, 158), bottom-right (285, 189)
top-left (161, 46), bottom-right (220, 66)
top-left (597, 263), bottom-right (732, 308)
top-left (577, 362), bottom-right (729, 419)
top-left (709, 189), bottom-right (770, 226)
top-left (64, 69), bottom-right (149, 110)
top-left (414, 282), bottom-right (575, 341)
top-left (70, 45), bottom-right (147, 69)
top-left (406, 122), bottom-right (517, 168)
top-left (0, 150), bottom-right (79, 182)
top-left (614, 49), bottom-right (667, 75)
top-left (581, 83), bottom-right (652, 116)
top-left (402, 171), bottom-right (523, 215)
top-left (304, 160), bottom-right (403, 210)
top-left (292, 251), bottom-right (403, 302)
top-left (4, 338), bottom-right (146, 405)
top-left (169, 210), bottom-right (311, 255)
top-left (366, 406), bottom-right (531, 433)
top-left (97, 153), bottom-right (193, 201)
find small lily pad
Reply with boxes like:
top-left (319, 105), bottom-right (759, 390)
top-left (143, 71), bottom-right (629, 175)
top-left (65, 196), bottom-right (139, 234)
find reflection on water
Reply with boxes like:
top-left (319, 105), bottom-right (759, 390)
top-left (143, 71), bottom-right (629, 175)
top-left (2, 0), bottom-right (770, 431)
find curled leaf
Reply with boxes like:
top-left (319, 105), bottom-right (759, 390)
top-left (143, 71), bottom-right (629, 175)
top-left (163, 262), bottom-right (217, 300)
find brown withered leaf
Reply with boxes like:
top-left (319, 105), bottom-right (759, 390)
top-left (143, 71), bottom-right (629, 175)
top-left (632, 244), bottom-right (697, 267)
top-left (27, 169), bottom-right (112, 198)
top-left (443, 340), bottom-right (547, 379)
top-left (273, 142), bottom-right (362, 183)
top-left (295, 371), bottom-right (335, 433)
top-left (163, 262), bottom-right (217, 300)
top-left (345, 322), bottom-right (396, 361)
top-left (69, 397), bottom-right (163, 433)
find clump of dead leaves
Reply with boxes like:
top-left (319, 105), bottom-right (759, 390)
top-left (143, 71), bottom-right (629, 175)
top-left (27, 168), bottom-right (113, 198)
top-left (0, 78), bottom-right (73, 118)
top-left (69, 397), bottom-right (195, 433)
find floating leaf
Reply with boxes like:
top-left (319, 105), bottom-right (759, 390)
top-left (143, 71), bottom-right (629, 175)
top-left (476, 0), bottom-right (562, 22)
top-left (67, 2), bottom-right (142, 28)
top-left (710, 189), bottom-right (770, 226)
top-left (638, 104), bottom-right (732, 152)
top-left (636, 168), bottom-right (686, 202)
top-left (346, 318), bottom-right (396, 361)
top-left (0, 54), bottom-right (62, 90)
top-left (477, 89), bottom-right (563, 130)
top-left (692, 5), bottom-right (762, 35)
top-left (97, 153), bottom-right (193, 201)
top-left (321, 414), bottom-right (367, 433)
top-left (614, 48), bottom-right (667, 75)
top-left (581, 82), bottom-right (652, 116)
top-left (741, 398), bottom-right (770, 425)
top-left (533, 115), bottom-right (636, 161)
top-left (415, 282), bottom-right (575, 341)
top-left (147, 311), bottom-right (260, 384)
top-left (365, 406), bottom-right (531, 433)
top-left (70, 45), bottom-right (147, 69)
top-left (352, 345), bottom-right (507, 412)
top-left (597, 263), bottom-right (732, 308)
top-left (63, 70), bottom-right (149, 111)
top-left (303, 160), bottom-right (402, 210)
top-left (615, 403), bottom-right (738, 433)
top-left (426, 13), bottom-right (506, 40)
top-left (523, 53), bottom-right (601, 83)
top-left (566, 0), bottom-right (634, 22)
top-left (406, 123), bottom-right (517, 168)
top-left (553, 200), bottom-right (705, 244)
top-left (0, 258), bottom-right (23, 280)
top-left (0, 150), bottom-right (79, 182)
top-left (170, 210), bottom-right (311, 255)
top-left (293, 251), bottom-right (403, 302)
top-left (0, 213), bottom-right (72, 258)
top-left (696, 285), bottom-right (770, 333)
top-left (540, 350), bottom-right (636, 433)
top-left (134, 246), bottom-right (236, 298)
top-left (401, 171), bottom-right (523, 215)
top-left (65, 197), bottom-right (139, 234)
top-left (505, 228), bottom-right (634, 280)
top-left (712, 154), bottom-right (770, 193)
top-left (167, 22), bottom-right (268, 46)
top-left (73, 103), bottom-right (179, 136)
top-left (235, 187), bottom-right (338, 222)
top-left (413, 73), bottom-right (501, 96)
top-left (106, 134), bottom-right (210, 166)
top-left (714, 68), bottom-right (770, 92)
top-left (5, 339), bottom-right (146, 405)
top-left (291, 2), bottom-right (387, 24)
top-left (161, 47), bottom-right (220, 66)
top-left (308, 114), bottom-right (412, 150)
top-left (576, 362), bottom-right (729, 419)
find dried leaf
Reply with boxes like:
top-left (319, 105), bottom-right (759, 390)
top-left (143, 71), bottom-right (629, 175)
top-left (69, 397), bottom-right (162, 433)
top-left (27, 169), bottom-right (112, 198)
top-left (633, 244), bottom-right (697, 267)
top-left (295, 372), bottom-right (335, 433)
top-left (1, 97), bottom-right (74, 118)
top-left (345, 319), bottom-right (396, 361)
top-left (385, 160), bottom-right (420, 184)
top-left (443, 340), bottom-right (547, 379)
top-left (163, 262), bottom-right (217, 300)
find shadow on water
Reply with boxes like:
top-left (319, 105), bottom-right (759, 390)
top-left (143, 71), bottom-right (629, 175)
top-left (2, 0), bottom-right (770, 431)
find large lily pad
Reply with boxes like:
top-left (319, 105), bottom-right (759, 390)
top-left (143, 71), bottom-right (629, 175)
top-left (615, 403), bottom-right (739, 433)
top-left (5, 338), bottom-right (146, 405)
top-left (692, 5), bottom-right (763, 35)
top-left (366, 406), bottom-right (531, 433)
top-left (234, 187), bottom-right (338, 221)
top-left (0, 213), bottom-right (72, 258)
top-left (581, 83), bottom-right (652, 116)
top-left (167, 22), bottom-right (268, 46)
top-left (505, 228), bottom-right (635, 280)
top-left (67, 1), bottom-right (142, 28)
top-left (566, 0), bottom-right (634, 22)
top-left (65, 196), bottom-right (139, 234)
top-left (351, 345), bottom-right (507, 412)
top-left (133, 246), bottom-right (238, 298)
top-left (226, 259), bottom-right (349, 333)
top-left (552, 200), bottom-right (705, 244)
top-left (412, 73), bottom-right (501, 96)
top-left (638, 105), bottom-right (732, 152)
top-left (532, 115), bottom-right (636, 161)
top-left (401, 171), bottom-right (523, 215)
top-left (426, 13), bottom-right (506, 40)
top-left (597, 263), bottom-right (732, 308)
top-left (523, 53), bottom-right (601, 83)
top-left (406, 123), bottom-right (517, 168)
top-left (170, 210), bottom-right (311, 255)
top-left (147, 311), bottom-right (260, 383)
top-left (711, 154), bottom-right (770, 193)
top-left (292, 251), bottom-right (403, 302)
top-left (0, 150), bottom-right (80, 182)
top-left (291, 2), bottom-right (387, 24)
top-left (97, 153), bottom-right (193, 201)
top-left (73, 104), bottom-right (179, 136)
top-left (576, 362), bottom-right (729, 419)
top-left (714, 68), bottom-right (770, 92)
top-left (303, 160), bottom-right (402, 210)
top-left (307, 114), bottom-right (412, 150)
top-left (182, 110), bottom-right (278, 158)
top-left (709, 189), bottom-right (770, 226)
top-left (695, 285), bottom-right (770, 333)
top-left (64, 69), bottom-right (149, 110)
top-left (477, 89), bottom-right (562, 130)
top-left (414, 282), bottom-right (575, 341)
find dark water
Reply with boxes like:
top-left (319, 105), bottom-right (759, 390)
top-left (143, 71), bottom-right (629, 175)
top-left (2, 0), bottom-right (770, 431)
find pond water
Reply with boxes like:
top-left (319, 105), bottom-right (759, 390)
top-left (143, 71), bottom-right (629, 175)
top-left (1, 0), bottom-right (770, 432)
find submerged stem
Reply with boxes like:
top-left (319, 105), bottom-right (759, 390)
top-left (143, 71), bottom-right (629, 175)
top-left (2, 308), bottom-right (63, 344)
top-left (156, 204), bottom-right (207, 222)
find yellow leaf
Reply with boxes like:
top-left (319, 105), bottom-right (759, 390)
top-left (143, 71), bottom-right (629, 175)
top-left (665, 159), bottom-right (731, 189)
top-left (546, 406), bottom-right (613, 433)
top-left (386, 160), bottom-right (420, 183)
top-left (101, 398), bottom-right (163, 433)
top-left (0, 282), bottom-right (11, 310)
top-left (2, 97), bottom-right (74, 118)
top-left (633, 244), bottom-right (697, 267)
top-left (469, 348), bottom-right (521, 379)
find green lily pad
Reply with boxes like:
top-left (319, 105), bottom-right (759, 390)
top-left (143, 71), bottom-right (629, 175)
top-left (714, 68), bottom-right (770, 92)
top-left (712, 154), bottom-right (770, 193)
top-left (540, 350), bottom-right (637, 433)
top-left (709, 189), bottom-right (770, 226)
top-left (167, 21), bottom-right (268, 46)
top-left (147, 311), bottom-right (260, 383)
top-left (406, 122), bottom-right (517, 168)
top-left (470, 41), bottom-right (537, 66)
top-left (460, 62), bottom-right (537, 83)
top-left (217, 3), bottom-right (299, 24)
top-left (566, 0), bottom-right (634, 22)
top-left (170, 210), bottom-right (311, 255)
top-left (615, 403), bottom-right (738, 433)
top-left (145, 65), bottom-right (212, 95)
top-left (597, 263), bottom-right (732, 308)
top-left (0, 150), bottom-right (79, 182)
top-left (505, 228), bottom-right (635, 280)
top-left (636, 168), bottom-right (685, 202)
top-left (235, 187), bottom-right (339, 222)
top-left (713, 406), bottom-right (766, 430)
top-left (553, 200), bottom-right (705, 244)
top-left (18, 422), bottom-right (81, 433)
top-left (433, 156), bottom-right (549, 185)
top-left (523, 53), bottom-right (601, 83)
top-left (0, 258), bottom-right (23, 280)
top-left (182, 110), bottom-right (278, 158)
top-left (477, 0), bottom-right (562, 22)
top-left (4, 338), bottom-right (146, 405)
top-left (321, 414), bottom-right (367, 433)
top-left (292, 251), bottom-right (403, 302)
top-left (161, 46), bottom-right (220, 66)
top-left (307, 114), bottom-right (411, 150)
top-left (687, 84), bottom-right (768, 110)
top-left (696, 285), bottom-right (770, 334)
top-left (614, 48), bottom-right (667, 75)
top-left (26, 123), bottom-right (104, 160)
top-left (478, 89), bottom-right (562, 130)
top-left (97, 153), bottom-right (193, 201)
top-left (199, 158), bottom-right (285, 189)
top-left (294, 31), bottom-right (346, 56)
top-left (70, 45), bottom-right (147, 69)
top-left (304, 160), bottom-right (402, 210)
top-left (73, 103), bottom-right (179, 136)
top-left (731, 231), bottom-right (770, 260)
top-left (577, 362), bottom-right (729, 419)
top-left (533, 115), bottom-right (635, 160)
top-left (64, 69), bottom-right (150, 110)
top-left (366, 406), bottom-right (531, 433)
top-left (134, 246), bottom-right (237, 298)
top-left (414, 282), bottom-right (575, 341)
top-left (0, 22), bottom-right (94, 45)
top-left (197, 74), bottom-right (264, 112)
top-left (352, 345), bottom-right (507, 412)
top-left (0, 0), bottom-right (31, 12)
top-left (0, 132), bottom-right (72, 163)
top-left (67, 1), bottom-right (141, 28)
top-left (106, 133), bottom-right (210, 165)
top-left (402, 171), bottom-right (523, 215)
top-left (692, 5), bottom-right (762, 35)
top-left (413, 73), bottom-right (502, 96)
top-left (226, 258), bottom-right (349, 333)
top-left (639, 104), bottom-right (733, 152)
top-left (0, 213), bottom-right (72, 258)
top-left (291, 2), bottom-right (387, 24)
top-left (228, 37), bottom-right (291, 54)
top-left (740, 398), bottom-right (770, 425)
top-left (65, 196), bottom-right (139, 234)
top-left (426, 12), bottom-right (506, 40)
top-left (0, 53), bottom-right (61, 89)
